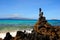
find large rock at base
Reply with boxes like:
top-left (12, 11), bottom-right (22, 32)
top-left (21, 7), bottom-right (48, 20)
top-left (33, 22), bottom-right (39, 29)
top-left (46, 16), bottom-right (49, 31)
top-left (3, 32), bottom-right (12, 40)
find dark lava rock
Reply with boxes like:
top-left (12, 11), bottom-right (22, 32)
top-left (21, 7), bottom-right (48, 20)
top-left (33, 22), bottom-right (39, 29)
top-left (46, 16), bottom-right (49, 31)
top-left (3, 32), bottom-right (12, 40)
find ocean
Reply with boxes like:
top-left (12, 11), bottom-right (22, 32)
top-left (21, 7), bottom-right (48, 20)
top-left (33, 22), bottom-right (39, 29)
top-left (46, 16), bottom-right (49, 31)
top-left (0, 19), bottom-right (60, 32)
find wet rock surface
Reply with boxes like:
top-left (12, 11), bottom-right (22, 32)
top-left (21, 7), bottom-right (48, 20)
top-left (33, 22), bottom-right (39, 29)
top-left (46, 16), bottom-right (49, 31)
top-left (0, 8), bottom-right (60, 40)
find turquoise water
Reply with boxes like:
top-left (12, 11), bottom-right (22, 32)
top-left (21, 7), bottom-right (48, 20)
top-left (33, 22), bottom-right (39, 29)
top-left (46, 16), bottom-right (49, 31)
top-left (0, 19), bottom-right (60, 32)
top-left (48, 20), bottom-right (60, 26)
top-left (0, 19), bottom-right (60, 26)
top-left (0, 20), bottom-right (36, 26)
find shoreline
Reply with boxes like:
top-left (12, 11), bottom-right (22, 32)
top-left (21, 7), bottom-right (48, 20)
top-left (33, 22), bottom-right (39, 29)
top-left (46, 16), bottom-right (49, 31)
top-left (0, 31), bottom-right (17, 39)
top-left (0, 29), bottom-right (33, 39)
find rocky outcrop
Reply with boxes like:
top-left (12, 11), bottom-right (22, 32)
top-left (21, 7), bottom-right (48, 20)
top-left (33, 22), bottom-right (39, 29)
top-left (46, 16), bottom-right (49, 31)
top-left (0, 38), bottom-right (3, 40)
top-left (3, 32), bottom-right (12, 40)
top-left (33, 8), bottom-right (60, 40)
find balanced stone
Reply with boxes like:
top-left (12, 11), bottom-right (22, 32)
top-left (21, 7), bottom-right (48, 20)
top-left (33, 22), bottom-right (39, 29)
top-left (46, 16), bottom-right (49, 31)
top-left (34, 8), bottom-right (51, 33)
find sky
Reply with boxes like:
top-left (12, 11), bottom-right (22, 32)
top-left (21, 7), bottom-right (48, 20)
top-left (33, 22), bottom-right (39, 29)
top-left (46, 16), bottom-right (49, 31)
top-left (0, 0), bottom-right (60, 19)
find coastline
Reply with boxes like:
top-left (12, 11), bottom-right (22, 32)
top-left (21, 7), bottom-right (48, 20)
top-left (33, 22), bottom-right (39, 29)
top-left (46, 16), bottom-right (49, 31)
top-left (0, 29), bottom-right (32, 39)
top-left (0, 31), bottom-right (16, 39)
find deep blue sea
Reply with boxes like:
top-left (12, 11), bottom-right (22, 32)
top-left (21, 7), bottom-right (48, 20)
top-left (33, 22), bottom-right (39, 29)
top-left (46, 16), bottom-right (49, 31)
top-left (0, 19), bottom-right (60, 32)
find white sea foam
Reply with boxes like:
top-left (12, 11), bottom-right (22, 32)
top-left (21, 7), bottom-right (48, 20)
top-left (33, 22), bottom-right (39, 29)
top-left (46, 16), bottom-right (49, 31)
top-left (0, 31), bottom-right (16, 39)
top-left (0, 29), bottom-right (32, 39)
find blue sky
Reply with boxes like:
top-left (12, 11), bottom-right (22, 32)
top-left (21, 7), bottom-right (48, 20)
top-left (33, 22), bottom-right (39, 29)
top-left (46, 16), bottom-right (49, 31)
top-left (0, 0), bottom-right (60, 19)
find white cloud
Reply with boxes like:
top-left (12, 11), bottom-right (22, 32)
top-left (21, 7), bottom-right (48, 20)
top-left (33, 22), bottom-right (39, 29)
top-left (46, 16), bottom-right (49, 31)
top-left (8, 13), bottom-right (20, 18)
